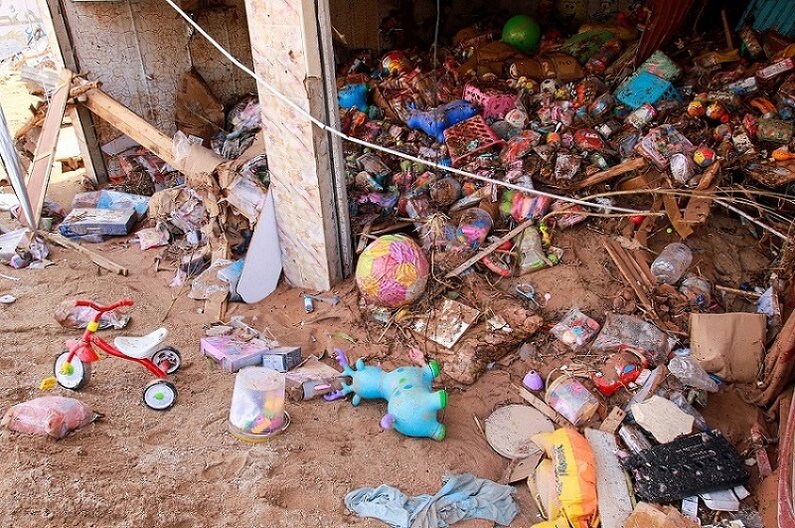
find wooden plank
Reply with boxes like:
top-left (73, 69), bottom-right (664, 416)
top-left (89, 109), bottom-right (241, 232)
top-left (514, 385), bottom-right (572, 428)
top-left (42, 232), bottom-right (128, 276)
top-left (317, 0), bottom-right (354, 277)
top-left (585, 429), bottom-right (634, 528)
top-left (81, 88), bottom-right (177, 167)
top-left (663, 193), bottom-right (694, 239)
top-left (445, 217), bottom-right (536, 278)
top-left (600, 407), bottom-right (627, 433)
top-left (39, 0), bottom-right (107, 184)
top-left (26, 69), bottom-right (72, 228)
top-left (604, 240), bottom-right (654, 311)
top-left (574, 157), bottom-right (648, 191)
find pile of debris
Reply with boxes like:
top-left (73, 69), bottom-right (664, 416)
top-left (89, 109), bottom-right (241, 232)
top-left (334, 8), bottom-right (795, 528)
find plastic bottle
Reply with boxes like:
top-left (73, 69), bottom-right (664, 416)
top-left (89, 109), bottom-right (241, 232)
top-left (651, 243), bottom-right (692, 284)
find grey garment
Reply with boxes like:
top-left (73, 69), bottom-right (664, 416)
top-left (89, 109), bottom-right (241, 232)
top-left (344, 473), bottom-right (519, 528)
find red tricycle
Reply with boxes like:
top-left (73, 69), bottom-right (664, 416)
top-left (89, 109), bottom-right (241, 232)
top-left (54, 298), bottom-right (181, 411)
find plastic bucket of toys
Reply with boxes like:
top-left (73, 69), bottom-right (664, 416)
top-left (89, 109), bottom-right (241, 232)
top-left (228, 367), bottom-right (289, 442)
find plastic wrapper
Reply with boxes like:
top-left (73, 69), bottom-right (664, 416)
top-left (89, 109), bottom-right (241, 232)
top-left (668, 356), bottom-right (719, 392)
top-left (189, 258), bottom-right (233, 300)
top-left (530, 428), bottom-right (597, 528)
top-left (554, 153), bottom-right (582, 180)
top-left (549, 200), bottom-right (587, 229)
top-left (2, 397), bottom-right (99, 439)
top-left (669, 153), bottom-right (696, 186)
top-left (545, 376), bottom-right (600, 426)
top-left (456, 208), bottom-right (492, 249)
top-left (136, 223), bottom-right (170, 250)
top-left (591, 313), bottom-right (670, 365)
top-left (551, 308), bottom-right (600, 351)
top-left (635, 125), bottom-right (694, 170)
top-left (500, 130), bottom-right (541, 163)
top-left (54, 300), bottom-right (130, 330)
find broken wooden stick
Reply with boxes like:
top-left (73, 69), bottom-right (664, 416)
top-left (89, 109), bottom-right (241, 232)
top-left (574, 157), bottom-right (648, 191)
top-left (42, 232), bottom-right (128, 276)
top-left (27, 69), bottom-right (73, 228)
top-left (445, 217), bottom-right (535, 278)
top-left (604, 240), bottom-right (654, 312)
top-left (514, 384), bottom-right (572, 427)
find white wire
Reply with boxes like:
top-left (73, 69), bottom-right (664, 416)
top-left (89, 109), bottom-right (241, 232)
top-left (163, 0), bottom-right (650, 215)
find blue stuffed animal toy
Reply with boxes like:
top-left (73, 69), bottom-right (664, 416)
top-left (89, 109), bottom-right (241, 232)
top-left (406, 100), bottom-right (478, 143)
top-left (325, 348), bottom-right (447, 441)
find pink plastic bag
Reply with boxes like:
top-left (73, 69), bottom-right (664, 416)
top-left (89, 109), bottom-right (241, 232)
top-left (2, 397), bottom-right (98, 439)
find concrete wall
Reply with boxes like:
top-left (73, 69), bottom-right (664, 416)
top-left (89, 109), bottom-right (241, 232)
top-left (60, 0), bottom-right (256, 141)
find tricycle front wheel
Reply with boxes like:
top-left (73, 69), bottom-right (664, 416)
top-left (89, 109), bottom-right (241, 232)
top-left (142, 380), bottom-right (178, 411)
top-left (54, 351), bottom-right (91, 390)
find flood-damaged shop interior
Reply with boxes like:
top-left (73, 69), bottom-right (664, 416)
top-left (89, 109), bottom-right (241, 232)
top-left (1, 0), bottom-right (795, 527)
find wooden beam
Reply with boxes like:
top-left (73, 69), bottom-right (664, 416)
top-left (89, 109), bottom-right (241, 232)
top-left (81, 88), bottom-right (177, 167)
top-left (39, 0), bottom-right (107, 184)
top-left (26, 69), bottom-right (72, 228)
top-left (574, 157), bottom-right (647, 191)
top-left (43, 232), bottom-right (128, 276)
top-left (514, 385), bottom-right (572, 427)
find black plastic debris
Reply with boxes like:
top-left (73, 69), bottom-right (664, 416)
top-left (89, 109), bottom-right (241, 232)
top-left (622, 430), bottom-right (748, 503)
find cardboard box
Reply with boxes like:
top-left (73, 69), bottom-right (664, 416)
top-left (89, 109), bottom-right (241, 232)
top-left (59, 208), bottom-right (137, 237)
top-left (200, 336), bottom-right (270, 372)
top-left (261, 346), bottom-right (302, 372)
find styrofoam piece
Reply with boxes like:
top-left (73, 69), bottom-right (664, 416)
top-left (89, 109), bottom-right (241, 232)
top-left (585, 428), bottom-right (634, 528)
top-left (238, 191), bottom-right (282, 303)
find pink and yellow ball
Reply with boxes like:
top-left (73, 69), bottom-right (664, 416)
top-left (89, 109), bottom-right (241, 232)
top-left (356, 235), bottom-right (430, 309)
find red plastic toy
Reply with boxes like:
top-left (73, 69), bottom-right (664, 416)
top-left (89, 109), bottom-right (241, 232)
top-left (54, 299), bottom-right (181, 410)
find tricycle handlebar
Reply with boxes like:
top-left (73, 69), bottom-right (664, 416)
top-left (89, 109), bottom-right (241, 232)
top-left (75, 298), bottom-right (134, 312)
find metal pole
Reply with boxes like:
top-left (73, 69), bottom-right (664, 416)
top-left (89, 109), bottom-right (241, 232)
top-left (0, 104), bottom-right (35, 228)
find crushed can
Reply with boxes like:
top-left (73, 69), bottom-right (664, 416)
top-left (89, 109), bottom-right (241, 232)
top-left (588, 93), bottom-right (615, 121)
top-left (626, 103), bottom-right (657, 129)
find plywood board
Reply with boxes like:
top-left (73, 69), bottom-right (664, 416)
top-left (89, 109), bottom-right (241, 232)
top-left (585, 428), bottom-right (634, 528)
top-left (238, 191), bottom-right (282, 303)
top-left (26, 69), bottom-right (71, 227)
top-left (484, 405), bottom-right (554, 460)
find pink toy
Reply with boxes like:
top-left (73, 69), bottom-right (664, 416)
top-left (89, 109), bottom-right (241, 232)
top-left (463, 81), bottom-right (518, 122)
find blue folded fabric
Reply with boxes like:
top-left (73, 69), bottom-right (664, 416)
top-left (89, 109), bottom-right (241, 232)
top-left (344, 473), bottom-right (519, 528)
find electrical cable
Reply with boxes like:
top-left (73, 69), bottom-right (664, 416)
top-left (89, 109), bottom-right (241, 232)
top-left (163, 0), bottom-right (658, 215)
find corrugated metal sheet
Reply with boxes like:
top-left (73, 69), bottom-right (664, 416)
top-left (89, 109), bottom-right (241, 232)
top-left (738, 0), bottom-right (795, 39)
top-left (635, 0), bottom-right (696, 66)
